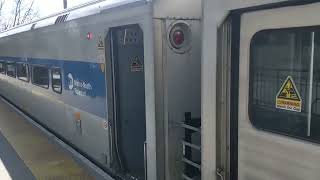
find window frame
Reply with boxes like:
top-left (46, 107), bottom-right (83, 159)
top-left (51, 67), bottom-right (62, 94)
top-left (0, 61), bottom-right (6, 74)
top-left (248, 26), bottom-right (320, 144)
top-left (6, 61), bottom-right (16, 78)
top-left (31, 65), bottom-right (49, 89)
top-left (16, 62), bottom-right (29, 82)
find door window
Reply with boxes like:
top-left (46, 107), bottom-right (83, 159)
top-left (250, 27), bottom-right (320, 142)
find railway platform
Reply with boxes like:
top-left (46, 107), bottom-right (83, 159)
top-left (0, 97), bottom-right (113, 180)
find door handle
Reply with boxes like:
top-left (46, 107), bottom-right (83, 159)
top-left (216, 167), bottom-right (224, 180)
top-left (144, 141), bottom-right (147, 180)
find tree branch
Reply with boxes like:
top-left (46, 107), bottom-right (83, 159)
top-left (21, 0), bottom-right (34, 24)
top-left (0, 0), bottom-right (39, 30)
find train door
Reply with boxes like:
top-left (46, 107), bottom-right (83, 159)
top-left (235, 2), bottom-right (320, 180)
top-left (106, 24), bottom-right (146, 180)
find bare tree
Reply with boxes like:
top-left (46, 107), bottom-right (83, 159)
top-left (0, 0), bottom-right (4, 14)
top-left (0, 1), bottom-right (5, 22)
top-left (1, 0), bottom-right (39, 30)
top-left (12, 0), bottom-right (38, 26)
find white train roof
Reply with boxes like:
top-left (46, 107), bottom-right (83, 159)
top-left (0, 0), bottom-right (147, 38)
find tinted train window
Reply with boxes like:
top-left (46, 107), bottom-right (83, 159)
top-left (51, 68), bottom-right (62, 94)
top-left (7, 62), bottom-right (16, 77)
top-left (32, 66), bottom-right (49, 88)
top-left (250, 28), bottom-right (320, 142)
top-left (17, 63), bottom-right (29, 82)
top-left (0, 62), bottom-right (5, 74)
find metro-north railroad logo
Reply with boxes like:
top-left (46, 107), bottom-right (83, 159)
top-left (67, 72), bottom-right (93, 96)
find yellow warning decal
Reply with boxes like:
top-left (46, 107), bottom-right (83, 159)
top-left (276, 76), bottom-right (302, 112)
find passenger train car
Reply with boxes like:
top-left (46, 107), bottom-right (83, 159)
top-left (0, 0), bottom-right (201, 180)
top-left (3, 0), bottom-right (320, 180)
top-left (202, 0), bottom-right (320, 180)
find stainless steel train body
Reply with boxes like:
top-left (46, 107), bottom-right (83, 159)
top-left (0, 0), bottom-right (202, 180)
top-left (202, 0), bottom-right (320, 180)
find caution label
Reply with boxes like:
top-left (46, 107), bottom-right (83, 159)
top-left (97, 36), bottom-right (104, 49)
top-left (130, 56), bottom-right (143, 72)
top-left (276, 76), bottom-right (302, 112)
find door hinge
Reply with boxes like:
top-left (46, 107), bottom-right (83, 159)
top-left (216, 167), bottom-right (225, 180)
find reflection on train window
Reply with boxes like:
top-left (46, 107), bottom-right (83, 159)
top-left (250, 28), bottom-right (320, 142)
top-left (0, 62), bottom-right (5, 74)
top-left (32, 66), bottom-right (49, 89)
top-left (7, 62), bottom-right (16, 77)
top-left (17, 63), bottom-right (29, 82)
top-left (51, 68), bottom-right (62, 94)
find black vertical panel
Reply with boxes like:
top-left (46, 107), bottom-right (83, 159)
top-left (111, 25), bottom-right (146, 180)
top-left (230, 12), bottom-right (240, 180)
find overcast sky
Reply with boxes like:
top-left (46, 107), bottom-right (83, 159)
top-left (3, 0), bottom-right (93, 18)
top-left (35, 0), bottom-right (93, 16)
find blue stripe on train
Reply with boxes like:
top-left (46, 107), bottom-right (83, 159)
top-left (0, 56), bottom-right (107, 118)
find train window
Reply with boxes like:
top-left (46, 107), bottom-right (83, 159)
top-left (17, 63), bottom-right (29, 82)
top-left (250, 27), bottom-right (320, 143)
top-left (32, 66), bottom-right (49, 89)
top-left (0, 62), bottom-right (5, 74)
top-left (51, 68), bottom-right (62, 94)
top-left (6, 62), bottom-right (16, 78)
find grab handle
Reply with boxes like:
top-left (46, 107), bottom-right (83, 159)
top-left (144, 141), bottom-right (147, 180)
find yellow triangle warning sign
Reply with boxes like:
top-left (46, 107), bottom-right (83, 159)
top-left (276, 76), bottom-right (302, 112)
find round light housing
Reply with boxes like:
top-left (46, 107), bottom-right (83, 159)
top-left (168, 21), bottom-right (192, 53)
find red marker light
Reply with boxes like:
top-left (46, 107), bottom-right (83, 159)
top-left (173, 30), bottom-right (184, 46)
top-left (168, 22), bottom-right (191, 53)
top-left (87, 32), bottom-right (93, 40)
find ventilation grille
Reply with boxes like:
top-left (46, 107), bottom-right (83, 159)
top-left (181, 112), bottom-right (201, 180)
top-left (55, 13), bottom-right (69, 24)
top-left (118, 28), bottom-right (142, 45)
